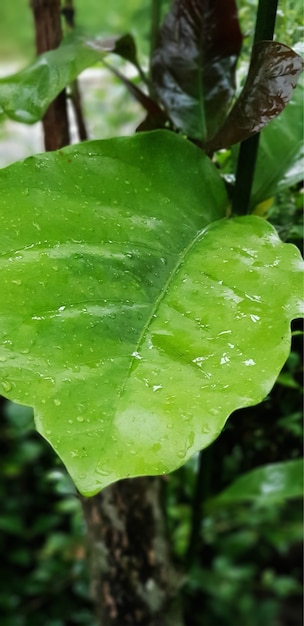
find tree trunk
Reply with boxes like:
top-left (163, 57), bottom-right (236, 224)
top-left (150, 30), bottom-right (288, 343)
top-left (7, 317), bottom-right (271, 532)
top-left (30, 0), bottom-right (70, 150)
top-left (80, 477), bottom-right (183, 626)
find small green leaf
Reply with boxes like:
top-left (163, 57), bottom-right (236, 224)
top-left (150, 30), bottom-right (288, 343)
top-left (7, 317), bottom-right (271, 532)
top-left (0, 37), bottom-right (102, 123)
top-left (207, 459), bottom-right (303, 508)
top-left (0, 131), bottom-right (302, 496)
top-left (251, 74), bottom-right (304, 207)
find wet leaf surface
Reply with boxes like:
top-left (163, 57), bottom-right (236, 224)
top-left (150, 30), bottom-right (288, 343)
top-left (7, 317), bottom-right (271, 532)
top-left (151, 0), bottom-right (242, 141)
top-left (207, 41), bottom-right (304, 151)
top-left (0, 131), bottom-right (302, 495)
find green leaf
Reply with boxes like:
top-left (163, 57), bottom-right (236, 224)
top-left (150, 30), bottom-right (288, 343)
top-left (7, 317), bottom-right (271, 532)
top-left (0, 131), bottom-right (302, 496)
top-left (0, 37), bottom-right (102, 123)
top-left (207, 459), bottom-right (304, 508)
top-left (251, 74), bottom-right (304, 207)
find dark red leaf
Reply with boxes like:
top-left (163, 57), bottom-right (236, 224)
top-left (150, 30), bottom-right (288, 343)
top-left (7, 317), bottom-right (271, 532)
top-left (206, 41), bottom-right (304, 152)
top-left (151, 0), bottom-right (242, 141)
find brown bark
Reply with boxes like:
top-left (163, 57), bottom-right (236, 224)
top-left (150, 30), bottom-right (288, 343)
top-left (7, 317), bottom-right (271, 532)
top-left (80, 478), bottom-right (183, 626)
top-left (30, 0), bottom-right (70, 150)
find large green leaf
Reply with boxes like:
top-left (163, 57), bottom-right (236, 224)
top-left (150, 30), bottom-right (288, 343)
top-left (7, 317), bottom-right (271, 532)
top-left (0, 131), bottom-right (302, 496)
top-left (207, 459), bottom-right (303, 508)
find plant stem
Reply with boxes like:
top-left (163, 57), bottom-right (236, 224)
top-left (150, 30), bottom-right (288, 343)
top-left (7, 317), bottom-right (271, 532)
top-left (70, 81), bottom-right (88, 141)
top-left (61, 0), bottom-right (88, 142)
top-left (149, 0), bottom-right (162, 90)
top-left (186, 446), bottom-right (213, 567)
top-left (30, 0), bottom-right (70, 151)
top-left (232, 0), bottom-right (279, 215)
top-left (253, 0), bottom-right (279, 42)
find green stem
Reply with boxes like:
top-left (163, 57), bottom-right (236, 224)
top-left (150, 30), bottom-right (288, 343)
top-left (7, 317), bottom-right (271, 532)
top-left (149, 0), bottom-right (162, 91)
top-left (232, 0), bottom-right (279, 215)
top-left (253, 0), bottom-right (279, 43)
top-left (186, 446), bottom-right (213, 567)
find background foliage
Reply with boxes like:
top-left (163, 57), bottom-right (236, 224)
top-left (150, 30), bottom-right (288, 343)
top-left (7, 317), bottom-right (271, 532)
top-left (0, 1), bottom-right (302, 625)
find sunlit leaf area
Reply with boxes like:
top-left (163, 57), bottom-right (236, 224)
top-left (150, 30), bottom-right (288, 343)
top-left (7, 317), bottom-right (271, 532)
top-left (0, 2), bottom-right (303, 625)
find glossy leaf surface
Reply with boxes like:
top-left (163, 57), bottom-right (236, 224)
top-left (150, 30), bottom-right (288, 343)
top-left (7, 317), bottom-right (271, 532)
top-left (208, 459), bottom-right (303, 508)
top-left (0, 132), bottom-right (303, 496)
top-left (207, 41), bottom-right (304, 151)
top-left (0, 33), bottom-right (163, 129)
top-left (251, 74), bottom-right (304, 206)
top-left (0, 38), bottom-right (102, 123)
top-left (152, 0), bottom-right (242, 140)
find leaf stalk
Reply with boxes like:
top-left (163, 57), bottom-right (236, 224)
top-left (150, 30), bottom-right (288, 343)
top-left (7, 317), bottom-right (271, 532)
top-left (232, 0), bottom-right (279, 215)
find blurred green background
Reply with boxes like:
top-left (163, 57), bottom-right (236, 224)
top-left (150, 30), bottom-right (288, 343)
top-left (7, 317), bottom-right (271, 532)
top-left (0, 0), bottom-right (152, 60)
top-left (0, 1), bottom-right (303, 625)
top-left (0, 0), bottom-right (303, 61)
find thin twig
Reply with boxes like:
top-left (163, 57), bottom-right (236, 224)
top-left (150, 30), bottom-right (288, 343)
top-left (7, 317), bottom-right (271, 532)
top-left (62, 0), bottom-right (88, 142)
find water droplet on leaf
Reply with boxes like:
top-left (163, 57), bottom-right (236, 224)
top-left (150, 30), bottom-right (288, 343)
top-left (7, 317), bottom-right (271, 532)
top-left (2, 381), bottom-right (12, 392)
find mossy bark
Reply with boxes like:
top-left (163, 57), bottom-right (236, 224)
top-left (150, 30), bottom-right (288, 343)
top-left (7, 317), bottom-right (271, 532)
top-left (80, 477), bottom-right (183, 626)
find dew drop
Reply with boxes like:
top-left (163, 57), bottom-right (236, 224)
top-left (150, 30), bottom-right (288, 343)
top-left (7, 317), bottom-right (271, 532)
top-left (96, 467), bottom-right (110, 477)
top-left (53, 398), bottom-right (61, 406)
top-left (152, 384), bottom-right (163, 392)
top-left (76, 415), bottom-right (84, 422)
top-left (2, 381), bottom-right (12, 392)
top-left (244, 359), bottom-right (256, 366)
top-left (132, 351), bottom-right (142, 360)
